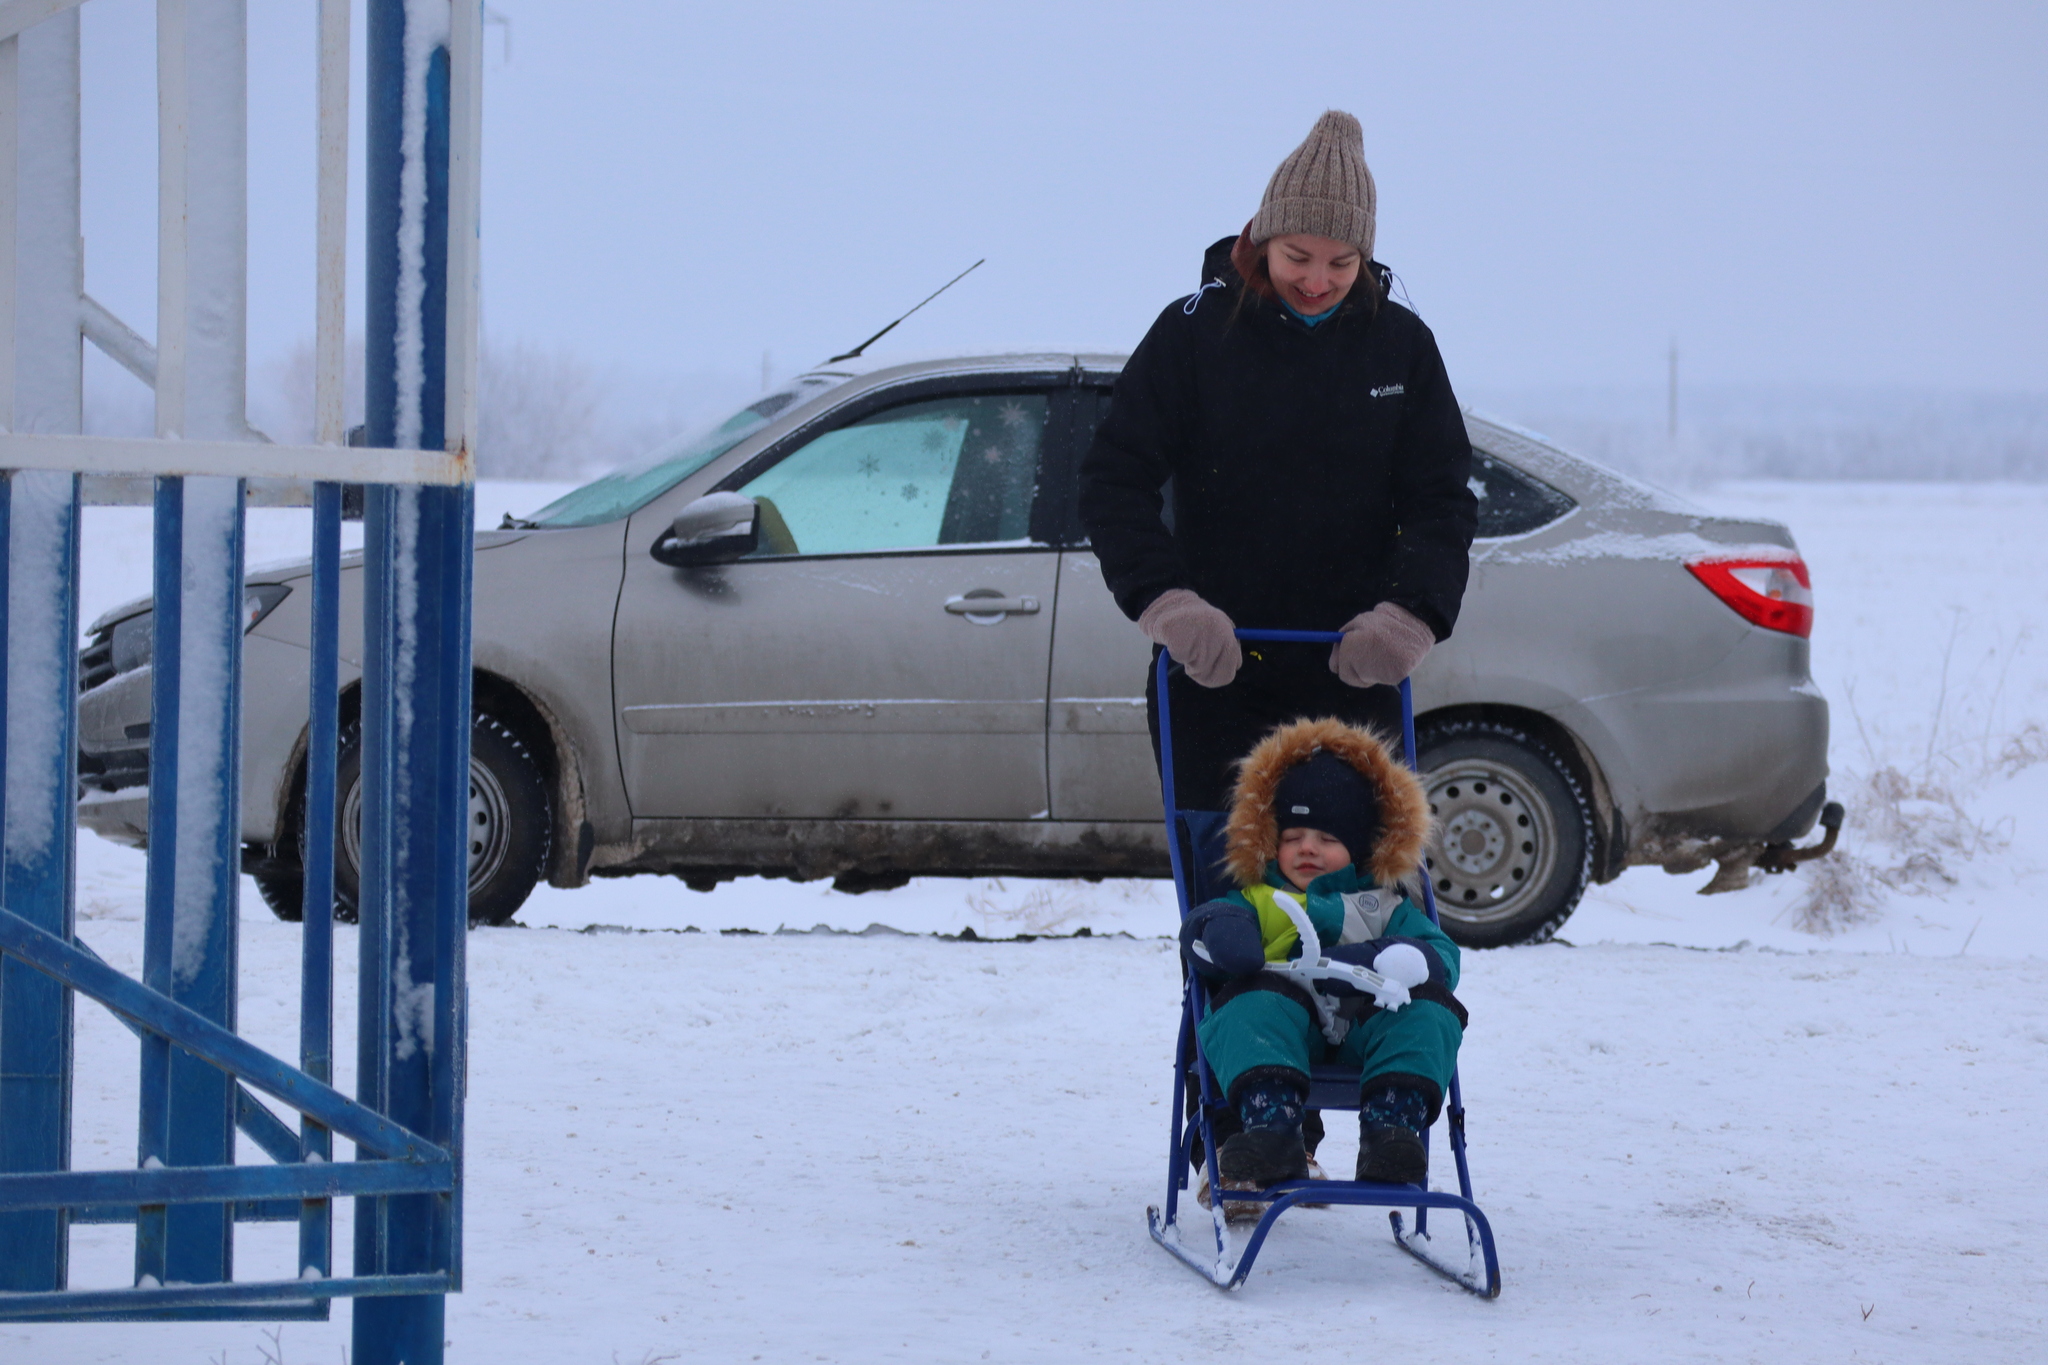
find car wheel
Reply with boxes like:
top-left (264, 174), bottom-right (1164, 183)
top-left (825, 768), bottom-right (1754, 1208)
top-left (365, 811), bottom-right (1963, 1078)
top-left (273, 711), bottom-right (552, 927)
top-left (1414, 718), bottom-right (1593, 948)
top-left (251, 867), bottom-right (306, 922)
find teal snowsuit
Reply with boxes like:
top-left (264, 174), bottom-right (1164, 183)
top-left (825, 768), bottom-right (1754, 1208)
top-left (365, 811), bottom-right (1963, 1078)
top-left (1193, 863), bottom-right (1464, 1112)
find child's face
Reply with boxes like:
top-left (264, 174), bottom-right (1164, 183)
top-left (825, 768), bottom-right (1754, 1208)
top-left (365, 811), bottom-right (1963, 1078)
top-left (1277, 826), bottom-right (1353, 890)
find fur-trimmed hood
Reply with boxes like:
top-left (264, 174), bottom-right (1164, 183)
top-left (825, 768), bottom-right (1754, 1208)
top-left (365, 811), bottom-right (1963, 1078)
top-left (1224, 718), bottom-right (1432, 889)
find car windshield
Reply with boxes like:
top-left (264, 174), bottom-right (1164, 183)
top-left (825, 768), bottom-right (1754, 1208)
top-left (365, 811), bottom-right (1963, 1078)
top-left (521, 376), bottom-right (845, 528)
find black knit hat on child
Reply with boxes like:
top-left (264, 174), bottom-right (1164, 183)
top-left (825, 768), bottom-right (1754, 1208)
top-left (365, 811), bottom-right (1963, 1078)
top-left (1271, 748), bottom-right (1382, 866)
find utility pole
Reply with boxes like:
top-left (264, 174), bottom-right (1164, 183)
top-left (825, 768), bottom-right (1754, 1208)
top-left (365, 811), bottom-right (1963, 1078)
top-left (1667, 339), bottom-right (1678, 441)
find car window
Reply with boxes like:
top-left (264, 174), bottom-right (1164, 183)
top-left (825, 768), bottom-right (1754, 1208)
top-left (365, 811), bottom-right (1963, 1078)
top-left (522, 377), bottom-right (845, 528)
top-left (738, 393), bottom-right (1049, 556)
top-left (1470, 448), bottom-right (1575, 538)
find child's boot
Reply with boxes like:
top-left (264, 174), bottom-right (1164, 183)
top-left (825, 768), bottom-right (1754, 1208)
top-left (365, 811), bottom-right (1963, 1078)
top-left (1196, 1079), bottom-right (1310, 1220)
top-left (1218, 1079), bottom-right (1310, 1185)
top-left (1356, 1083), bottom-right (1430, 1184)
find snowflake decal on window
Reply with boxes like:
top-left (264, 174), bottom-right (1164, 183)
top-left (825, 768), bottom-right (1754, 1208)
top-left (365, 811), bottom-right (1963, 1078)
top-left (900, 483), bottom-right (921, 502)
top-left (858, 454), bottom-right (881, 476)
top-left (998, 400), bottom-right (1030, 428)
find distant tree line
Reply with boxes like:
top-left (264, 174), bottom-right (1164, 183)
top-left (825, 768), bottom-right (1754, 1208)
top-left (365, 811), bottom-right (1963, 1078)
top-left (80, 344), bottom-right (2047, 487)
top-left (1478, 385), bottom-right (2048, 486)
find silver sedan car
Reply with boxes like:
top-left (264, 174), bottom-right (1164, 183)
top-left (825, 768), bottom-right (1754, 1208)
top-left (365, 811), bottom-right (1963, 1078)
top-left (76, 351), bottom-right (1830, 945)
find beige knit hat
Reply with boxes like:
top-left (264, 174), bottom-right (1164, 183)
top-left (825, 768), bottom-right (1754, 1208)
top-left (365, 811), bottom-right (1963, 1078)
top-left (1248, 110), bottom-right (1377, 259)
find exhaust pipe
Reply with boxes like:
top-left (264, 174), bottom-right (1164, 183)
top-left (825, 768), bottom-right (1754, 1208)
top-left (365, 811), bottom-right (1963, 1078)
top-left (1757, 800), bottom-right (1845, 874)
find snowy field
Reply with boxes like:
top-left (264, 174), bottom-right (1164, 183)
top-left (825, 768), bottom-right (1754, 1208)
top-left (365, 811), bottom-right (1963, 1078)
top-left (13, 478), bottom-right (2048, 1362)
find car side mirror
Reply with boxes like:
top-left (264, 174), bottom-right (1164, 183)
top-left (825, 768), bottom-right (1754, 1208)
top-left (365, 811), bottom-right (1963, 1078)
top-left (651, 492), bottom-right (759, 567)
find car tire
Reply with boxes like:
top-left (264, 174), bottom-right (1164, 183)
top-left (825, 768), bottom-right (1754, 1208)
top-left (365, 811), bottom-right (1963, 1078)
top-left (251, 867), bottom-right (307, 922)
top-left (256, 711), bottom-right (552, 927)
top-left (1413, 718), bottom-right (1593, 949)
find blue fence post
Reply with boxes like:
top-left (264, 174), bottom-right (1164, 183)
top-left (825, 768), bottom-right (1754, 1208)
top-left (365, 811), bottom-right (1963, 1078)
top-left (135, 475), bottom-right (248, 1288)
top-left (353, 3), bottom-right (472, 1360)
top-left (297, 481), bottom-right (343, 1281)
top-left (0, 470), bottom-right (82, 1293)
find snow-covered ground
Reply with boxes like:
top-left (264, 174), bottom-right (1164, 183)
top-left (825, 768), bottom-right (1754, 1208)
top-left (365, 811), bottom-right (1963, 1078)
top-left (13, 479), bottom-right (2048, 1362)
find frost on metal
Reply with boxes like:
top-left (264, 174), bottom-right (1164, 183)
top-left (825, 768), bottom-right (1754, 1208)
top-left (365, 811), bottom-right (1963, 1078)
top-left (394, 0), bottom-right (454, 450)
top-left (1501, 531), bottom-right (1804, 566)
top-left (170, 477), bottom-right (243, 988)
top-left (3, 472), bottom-right (78, 861)
top-left (388, 483), bottom-right (436, 1061)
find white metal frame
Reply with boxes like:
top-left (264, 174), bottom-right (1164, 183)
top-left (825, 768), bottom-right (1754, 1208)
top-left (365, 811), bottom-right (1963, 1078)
top-left (0, 0), bottom-right (475, 489)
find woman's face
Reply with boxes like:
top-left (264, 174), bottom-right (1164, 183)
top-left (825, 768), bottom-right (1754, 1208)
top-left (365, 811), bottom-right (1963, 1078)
top-left (1264, 233), bottom-right (1362, 316)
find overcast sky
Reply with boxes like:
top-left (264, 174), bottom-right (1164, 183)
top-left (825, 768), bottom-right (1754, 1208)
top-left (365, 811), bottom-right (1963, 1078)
top-left (74, 0), bottom-right (2046, 409)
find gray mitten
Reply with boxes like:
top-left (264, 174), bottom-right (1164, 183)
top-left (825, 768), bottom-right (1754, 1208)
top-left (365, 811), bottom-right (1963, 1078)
top-left (1139, 589), bottom-right (1241, 688)
top-left (1329, 601), bottom-right (1434, 688)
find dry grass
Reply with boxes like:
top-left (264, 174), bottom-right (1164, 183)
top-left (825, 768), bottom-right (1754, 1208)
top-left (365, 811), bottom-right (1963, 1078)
top-left (1787, 850), bottom-right (1883, 935)
top-left (1997, 722), bottom-right (2048, 776)
top-left (1789, 627), bottom-right (2044, 936)
top-left (964, 877), bottom-right (1165, 936)
top-left (1789, 761), bottom-right (2010, 935)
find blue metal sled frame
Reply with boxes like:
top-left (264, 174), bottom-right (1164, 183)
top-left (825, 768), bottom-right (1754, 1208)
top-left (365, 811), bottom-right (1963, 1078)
top-left (1144, 629), bottom-right (1502, 1297)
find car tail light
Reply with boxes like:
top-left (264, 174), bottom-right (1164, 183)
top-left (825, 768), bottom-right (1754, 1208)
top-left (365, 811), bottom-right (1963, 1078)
top-left (1685, 557), bottom-right (1813, 637)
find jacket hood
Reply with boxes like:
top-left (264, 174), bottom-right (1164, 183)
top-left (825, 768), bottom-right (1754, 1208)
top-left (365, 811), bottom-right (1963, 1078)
top-left (1200, 234), bottom-right (1245, 289)
top-left (1198, 231), bottom-right (1391, 316)
top-left (1224, 718), bottom-right (1432, 889)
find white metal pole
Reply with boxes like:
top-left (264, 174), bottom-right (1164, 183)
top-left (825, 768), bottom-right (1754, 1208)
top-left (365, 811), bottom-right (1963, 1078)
top-left (0, 1), bottom-right (90, 46)
top-left (14, 8), bottom-right (80, 435)
top-left (443, 0), bottom-right (481, 465)
top-left (0, 32), bottom-right (17, 432)
top-left (155, 0), bottom-right (188, 439)
top-left (156, 0), bottom-right (248, 444)
top-left (314, 0), bottom-right (348, 447)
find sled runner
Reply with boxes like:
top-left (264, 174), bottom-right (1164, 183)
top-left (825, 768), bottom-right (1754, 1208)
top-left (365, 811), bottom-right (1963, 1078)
top-left (1146, 630), bottom-right (1503, 1296)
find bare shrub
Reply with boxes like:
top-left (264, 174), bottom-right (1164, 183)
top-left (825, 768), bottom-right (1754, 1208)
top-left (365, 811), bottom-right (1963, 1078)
top-left (1847, 764), bottom-right (2001, 883)
top-left (476, 340), bottom-right (608, 478)
top-left (1788, 850), bottom-right (1884, 936)
top-left (252, 337), bottom-right (365, 444)
top-left (1997, 723), bottom-right (2048, 776)
top-left (1786, 753), bottom-right (2017, 937)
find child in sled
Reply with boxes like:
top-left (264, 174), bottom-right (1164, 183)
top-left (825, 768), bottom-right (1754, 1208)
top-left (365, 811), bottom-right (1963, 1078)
top-left (1182, 717), bottom-right (1468, 1211)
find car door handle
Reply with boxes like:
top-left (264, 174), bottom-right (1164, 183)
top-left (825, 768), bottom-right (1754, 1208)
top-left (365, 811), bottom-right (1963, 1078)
top-left (945, 592), bottom-right (1041, 618)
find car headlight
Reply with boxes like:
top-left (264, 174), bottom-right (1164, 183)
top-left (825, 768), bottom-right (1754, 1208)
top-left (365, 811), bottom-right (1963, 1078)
top-left (94, 585), bottom-right (293, 683)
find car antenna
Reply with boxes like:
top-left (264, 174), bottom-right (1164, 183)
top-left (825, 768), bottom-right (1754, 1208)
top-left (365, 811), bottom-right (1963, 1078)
top-left (827, 259), bottom-right (984, 364)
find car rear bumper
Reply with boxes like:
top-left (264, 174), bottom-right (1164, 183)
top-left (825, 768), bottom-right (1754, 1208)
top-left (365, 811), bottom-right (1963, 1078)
top-left (1590, 667), bottom-right (1830, 869)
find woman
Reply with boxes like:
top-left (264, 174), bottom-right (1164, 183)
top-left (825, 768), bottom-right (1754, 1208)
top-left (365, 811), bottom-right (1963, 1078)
top-left (1078, 109), bottom-right (1478, 811)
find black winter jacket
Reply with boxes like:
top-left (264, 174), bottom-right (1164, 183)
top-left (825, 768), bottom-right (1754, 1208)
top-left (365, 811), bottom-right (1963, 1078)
top-left (1077, 238), bottom-right (1478, 639)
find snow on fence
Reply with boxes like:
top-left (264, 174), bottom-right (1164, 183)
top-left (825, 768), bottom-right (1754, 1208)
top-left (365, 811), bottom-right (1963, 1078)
top-left (0, 4), bottom-right (478, 1361)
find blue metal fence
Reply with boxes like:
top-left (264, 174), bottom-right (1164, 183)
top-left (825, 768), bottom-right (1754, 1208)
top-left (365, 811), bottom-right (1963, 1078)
top-left (0, 465), bottom-right (472, 1328)
top-left (0, 3), bottom-right (480, 1357)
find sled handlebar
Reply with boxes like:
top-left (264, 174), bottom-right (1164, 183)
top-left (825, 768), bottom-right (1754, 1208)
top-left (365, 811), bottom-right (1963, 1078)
top-left (1231, 628), bottom-right (1343, 644)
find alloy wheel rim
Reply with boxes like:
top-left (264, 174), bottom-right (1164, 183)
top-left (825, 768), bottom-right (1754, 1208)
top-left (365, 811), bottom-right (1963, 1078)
top-left (1422, 757), bottom-right (1560, 927)
top-left (340, 755), bottom-right (510, 894)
